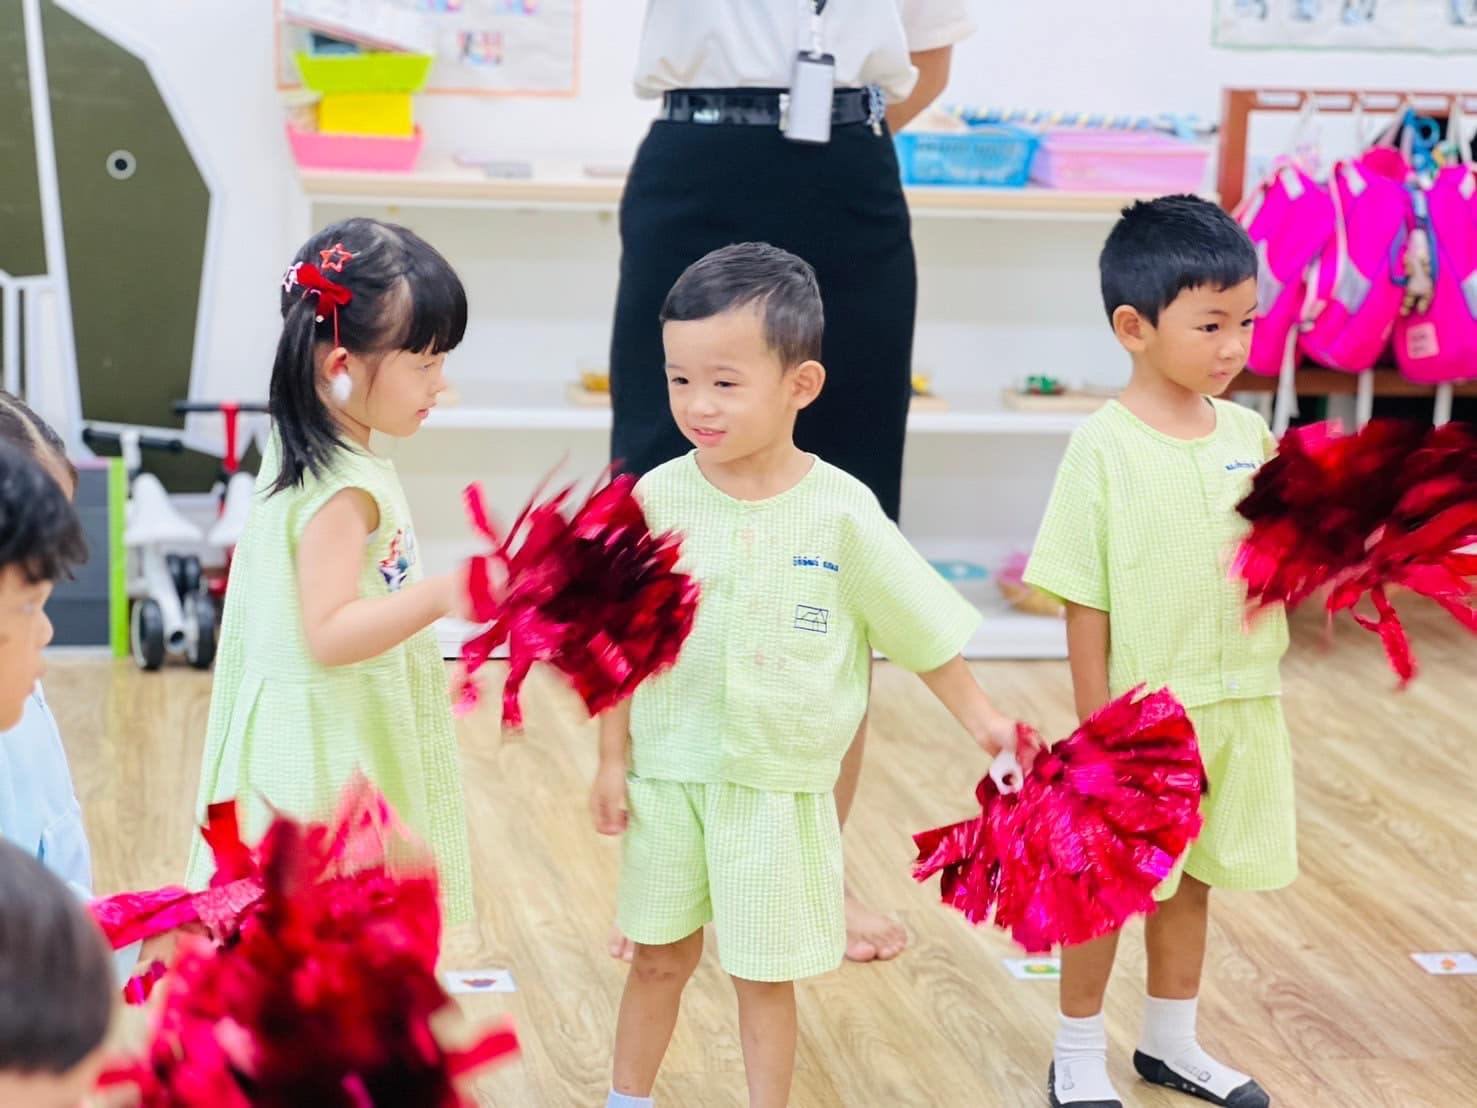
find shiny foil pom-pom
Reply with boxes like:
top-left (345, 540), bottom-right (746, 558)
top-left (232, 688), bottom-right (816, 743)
top-left (1235, 419), bottom-right (1477, 684)
top-left (456, 470), bottom-right (701, 729)
top-left (913, 687), bottom-right (1207, 953)
top-left (95, 775), bottom-right (520, 1105)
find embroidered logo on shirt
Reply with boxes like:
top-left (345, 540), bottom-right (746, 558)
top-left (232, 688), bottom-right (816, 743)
top-left (793, 605), bottom-right (829, 634)
top-left (792, 555), bottom-right (840, 573)
top-left (378, 528), bottom-right (417, 592)
top-left (1224, 460), bottom-right (1259, 472)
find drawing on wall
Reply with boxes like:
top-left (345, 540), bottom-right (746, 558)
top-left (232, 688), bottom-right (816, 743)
top-left (1217, 0), bottom-right (1477, 49)
top-left (277, 0), bottom-right (579, 96)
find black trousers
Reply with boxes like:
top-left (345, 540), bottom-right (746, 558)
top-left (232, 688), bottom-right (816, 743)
top-left (608, 117), bottom-right (917, 521)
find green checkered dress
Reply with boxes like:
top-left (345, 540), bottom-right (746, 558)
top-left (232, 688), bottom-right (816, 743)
top-left (186, 433), bottom-right (473, 922)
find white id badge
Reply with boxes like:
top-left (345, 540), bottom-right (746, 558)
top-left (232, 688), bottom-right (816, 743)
top-left (783, 51), bottom-right (835, 145)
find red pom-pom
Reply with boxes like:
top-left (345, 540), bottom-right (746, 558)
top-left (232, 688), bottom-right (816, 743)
top-left (456, 469), bottom-right (701, 729)
top-left (912, 687), bottom-right (1207, 953)
top-left (96, 775), bottom-right (520, 1105)
top-left (1235, 419), bottom-right (1477, 684)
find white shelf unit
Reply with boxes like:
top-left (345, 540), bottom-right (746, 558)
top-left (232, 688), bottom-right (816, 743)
top-left (296, 168), bottom-right (1137, 661)
top-left (426, 383), bottom-right (1093, 437)
top-left (298, 163), bottom-right (1185, 221)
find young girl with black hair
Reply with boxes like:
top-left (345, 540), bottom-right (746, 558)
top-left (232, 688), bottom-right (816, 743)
top-left (187, 218), bottom-right (480, 921)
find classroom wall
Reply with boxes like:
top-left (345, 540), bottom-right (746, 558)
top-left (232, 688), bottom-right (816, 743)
top-left (54, 0), bottom-right (1477, 443)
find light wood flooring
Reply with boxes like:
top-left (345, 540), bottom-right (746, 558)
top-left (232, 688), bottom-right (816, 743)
top-left (49, 600), bottom-right (1476, 1107)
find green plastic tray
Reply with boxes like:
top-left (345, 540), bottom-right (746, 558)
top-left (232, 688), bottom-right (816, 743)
top-left (294, 52), bottom-right (434, 94)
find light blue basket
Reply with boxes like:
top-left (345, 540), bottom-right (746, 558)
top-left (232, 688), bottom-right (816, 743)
top-left (894, 124), bottom-right (1038, 188)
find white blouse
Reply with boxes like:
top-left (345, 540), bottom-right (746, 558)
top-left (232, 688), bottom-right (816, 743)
top-left (633, 0), bottom-right (977, 103)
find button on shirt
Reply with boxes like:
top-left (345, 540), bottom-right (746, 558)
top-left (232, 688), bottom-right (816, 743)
top-left (1024, 400), bottom-right (1290, 709)
top-left (631, 453), bottom-right (981, 793)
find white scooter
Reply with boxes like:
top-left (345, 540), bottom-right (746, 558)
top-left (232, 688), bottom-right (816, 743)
top-left (80, 424), bottom-right (218, 670)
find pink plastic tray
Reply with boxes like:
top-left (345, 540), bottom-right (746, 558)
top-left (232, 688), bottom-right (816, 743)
top-left (1031, 130), bottom-right (1209, 193)
top-left (287, 123), bottom-right (425, 172)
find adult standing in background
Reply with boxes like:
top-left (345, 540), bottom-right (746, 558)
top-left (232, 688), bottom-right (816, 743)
top-left (607, 0), bottom-right (976, 965)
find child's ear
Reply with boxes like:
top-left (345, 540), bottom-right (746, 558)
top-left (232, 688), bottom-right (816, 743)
top-left (1112, 305), bottom-right (1152, 353)
top-left (791, 360), bottom-right (826, 410)
top-left (318, 345), bottom-right (351, 381)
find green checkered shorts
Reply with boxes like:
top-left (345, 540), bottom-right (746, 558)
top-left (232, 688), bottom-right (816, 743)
top-left (617, 775), bottom-right (846, 982)
top-left (1157, 696), bottom-right (1298, 901)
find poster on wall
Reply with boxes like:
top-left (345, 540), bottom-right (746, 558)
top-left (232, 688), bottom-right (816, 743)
top-left (277, 0), bottom-right (581, 96)
top-left (1215, 0), bottom-right (1477, 51)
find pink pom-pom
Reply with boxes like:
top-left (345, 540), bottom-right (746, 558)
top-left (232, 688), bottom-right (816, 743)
top-left (913, 687), bottom-right (1207, 953)
top-left (1235, 419), bottom-right (1477, 684)
top-left (457, 469), bottom-right (701, 729)
top-left (96, 775), bottom-right (520, 1104)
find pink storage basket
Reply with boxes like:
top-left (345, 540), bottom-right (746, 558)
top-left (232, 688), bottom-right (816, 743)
top-left (286, 123), bottom-right (425, 172)
top-left (1030, 130), bottom-right (1209, 193)
top-left (1395, 164), bottom-right (1477, 384)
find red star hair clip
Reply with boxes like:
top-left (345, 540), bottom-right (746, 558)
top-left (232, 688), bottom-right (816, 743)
top-left (282, 261), bottom-right (354, 346)
top-left (319, 242), bottom-right (355, 273)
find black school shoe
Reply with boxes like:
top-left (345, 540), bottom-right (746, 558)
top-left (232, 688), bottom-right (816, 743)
top-left (1047, 1062), bottom-right (1123, 1108)
top-left (1133, 1051), bottom-right (1271, 1107)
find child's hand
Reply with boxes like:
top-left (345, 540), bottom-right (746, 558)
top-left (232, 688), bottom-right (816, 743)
top-left (135, 921), bottom-right (209, 972)
top-left (975, 712), bottom-right (1022, 759)
top-left (589, 761), bottom-right (629, 836)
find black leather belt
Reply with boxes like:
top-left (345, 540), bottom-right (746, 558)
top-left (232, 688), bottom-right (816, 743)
top-left (662, 87), bottom-right (875, 127)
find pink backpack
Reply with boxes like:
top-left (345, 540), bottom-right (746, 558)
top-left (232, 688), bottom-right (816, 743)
top-left (1299, 145), bottom-right (1414, 372)
top-left (1235, 164), bottom-right (1335, 378)
top-left (1394, 163), bottom-right (1477, 383)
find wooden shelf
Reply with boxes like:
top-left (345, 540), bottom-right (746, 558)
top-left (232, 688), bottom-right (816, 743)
top-left (426, 402), bottom-right (1087, 435)
top-left (298, 165), bottom-right (1188, 221)
top-left (1233, 367), bottom-right (1477, 398)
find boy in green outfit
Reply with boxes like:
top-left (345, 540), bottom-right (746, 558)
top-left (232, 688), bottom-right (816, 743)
top-left (1026, 196), bottom-right (1292, 1108)
top-left (591, 242), bottom-right (1022, 1108)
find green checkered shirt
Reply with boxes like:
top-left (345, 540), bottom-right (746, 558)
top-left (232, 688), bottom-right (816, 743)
top-left (632, 453), bottom-right (981, 793)
top-left (1024, 400), bottom-right (1289, 708)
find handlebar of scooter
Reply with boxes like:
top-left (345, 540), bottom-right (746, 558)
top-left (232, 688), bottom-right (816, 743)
top-left (172, 401), bottom-right (270, 415)
top-left (80, 427), bottom-right (185, 454)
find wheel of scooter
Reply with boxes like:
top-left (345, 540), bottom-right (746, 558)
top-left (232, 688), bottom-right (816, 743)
top-left (184, 590), bottom-right (217, 670)
top-left (131, 598), bottom-right (166, 671)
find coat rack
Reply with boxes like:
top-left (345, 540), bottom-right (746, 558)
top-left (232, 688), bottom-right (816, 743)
top-left (1218, 88), bottom-right (1477, 430)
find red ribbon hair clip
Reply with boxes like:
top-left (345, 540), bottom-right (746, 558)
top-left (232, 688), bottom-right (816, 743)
top-left (283, 259), bottom-right (354, 346)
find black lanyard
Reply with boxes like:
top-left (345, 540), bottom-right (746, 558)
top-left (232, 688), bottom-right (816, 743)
top-left (814, 1), bottom-right (829, 14)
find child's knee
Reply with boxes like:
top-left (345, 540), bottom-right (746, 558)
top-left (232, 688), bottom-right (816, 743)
top-left (1173, 874), bottom-right (1212, 906)
top-left (730, 976), bottom-right (794, 1001)
top-left (631, 933), bottom-right (702, 984)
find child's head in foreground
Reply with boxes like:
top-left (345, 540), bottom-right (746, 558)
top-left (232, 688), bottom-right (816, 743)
top-left (659, 242), bottom-right (826, 464)
top-left (1100, 194), bottom-right (1259, 398)
top-left (0, 440), bottom-right (85, 731)
top-left (0, 838), bottom-right (114, 1107)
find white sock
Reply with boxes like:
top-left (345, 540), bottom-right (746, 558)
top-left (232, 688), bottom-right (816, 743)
top-left (606, 1093), bottom-right (653, 1108)
top-left (1139, 996), bottom-right (1251, 1100)
top-left (1053, 1013), bottom-right (1121, 1103)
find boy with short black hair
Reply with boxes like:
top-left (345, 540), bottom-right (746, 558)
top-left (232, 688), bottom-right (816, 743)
top-left (1026, 196), bottom-right (1290, 1108)
top-left (593, 242), bottom-right (1022, 1108)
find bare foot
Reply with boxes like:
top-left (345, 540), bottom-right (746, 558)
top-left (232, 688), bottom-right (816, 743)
top-left (844, 892), bottom-right (907, 963)
top-left (607, 921), bottom-right (635, 962)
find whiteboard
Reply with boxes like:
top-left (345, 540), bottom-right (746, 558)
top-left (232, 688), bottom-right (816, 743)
top-left (277, 0), bottom-right (581, 97)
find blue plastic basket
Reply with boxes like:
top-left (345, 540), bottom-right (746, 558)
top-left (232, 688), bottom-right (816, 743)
top-left (894, 124), bottom-right (1038, 188)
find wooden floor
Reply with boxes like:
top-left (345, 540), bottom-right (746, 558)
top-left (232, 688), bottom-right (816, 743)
top-left (52, 601), bottom-right (1476, 1107)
